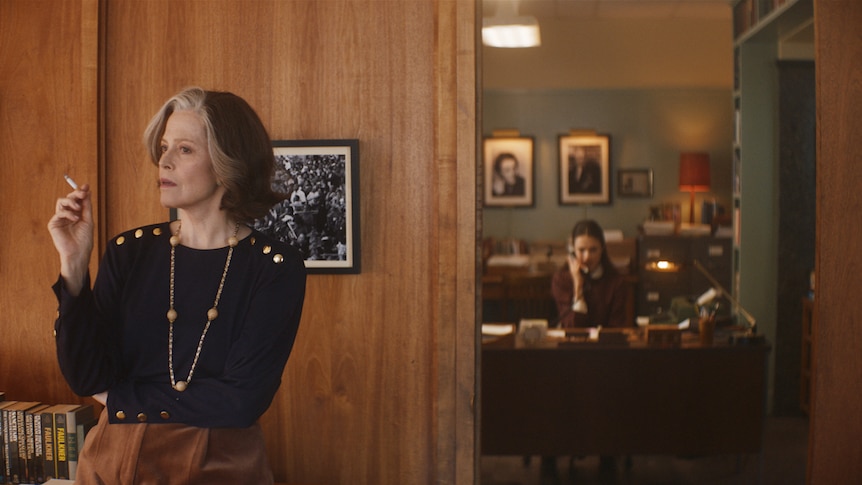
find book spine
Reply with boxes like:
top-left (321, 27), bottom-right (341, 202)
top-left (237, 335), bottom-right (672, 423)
top-left (41, 412), bottom-right (56, 480)
top-left (23, 409), bottom-right (35, 484)
top-left (0, 395), bottom-right (4, 484)
top-left (15, 407), bottom-right (27, 484)
top-left (8, 408), bottom-right (20, 483)
top-left (28, 409), bottom-right (44, 484)
top-left (66, 409), bottom-right (81, 481)
top-left (70, 415), bottom-right (98, 481)
top-left (54, 411), bottom-right (69, 479)
top-left (1, 407), bottom-right (8, 484)
top-left (67, 405), bottom-right (95, 481)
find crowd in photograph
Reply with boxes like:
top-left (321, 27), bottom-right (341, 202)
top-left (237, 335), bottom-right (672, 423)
top-left (255, 153), bottom-right (348, 261)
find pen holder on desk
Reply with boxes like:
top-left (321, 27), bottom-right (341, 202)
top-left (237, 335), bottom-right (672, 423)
top-left (698, 315), bottom-right (716, 346)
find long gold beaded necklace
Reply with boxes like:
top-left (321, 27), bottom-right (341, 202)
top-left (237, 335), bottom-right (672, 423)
top-left (167, 221), bottom-right (240, 392)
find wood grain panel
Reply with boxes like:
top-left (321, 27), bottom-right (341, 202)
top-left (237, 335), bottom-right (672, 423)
top-left (102, 1), bottom-right (477, 483)
top-left (434, 0), bottom-right (478, 481)
top-left (0, 0), bottom-right (475, 482)
top-left (808, 0), bottom-right (862, 482)
top-left (0, 0), bottom-right (100, 406)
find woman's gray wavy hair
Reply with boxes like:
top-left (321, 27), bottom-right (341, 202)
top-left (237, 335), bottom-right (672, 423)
top-left (143, 87), bottom-right (284, 222)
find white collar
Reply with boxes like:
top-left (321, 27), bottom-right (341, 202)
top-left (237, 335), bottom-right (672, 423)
top-left (588, 265), bottom-right (604, 280)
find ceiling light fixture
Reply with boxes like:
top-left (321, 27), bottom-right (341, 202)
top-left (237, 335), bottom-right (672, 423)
top-left (482, 0), bottom-right (541, 48)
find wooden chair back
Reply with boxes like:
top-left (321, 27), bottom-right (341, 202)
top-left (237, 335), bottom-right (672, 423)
top-left (503, 272), bottom-right (556, 324)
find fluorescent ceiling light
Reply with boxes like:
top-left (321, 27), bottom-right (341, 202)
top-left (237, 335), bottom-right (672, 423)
top-left (482, 17), bottom-right (541, 48)
top-left (482, 0), bottom-right (541, 48)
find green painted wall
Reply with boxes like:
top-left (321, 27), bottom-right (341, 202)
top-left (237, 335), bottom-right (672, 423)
top-left (482, 88), bottom-right (734, 242)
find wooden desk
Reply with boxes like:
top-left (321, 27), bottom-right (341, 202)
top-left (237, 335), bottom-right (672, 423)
top-left (481, 334), bottom-right (769, 456)
top-left (482, 272), bottom-right (639, 327)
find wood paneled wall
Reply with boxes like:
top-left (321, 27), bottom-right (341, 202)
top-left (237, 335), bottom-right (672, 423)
top-left (0, 0), bottom-right (100, 404)
top-left (808, 0), bottom-right (862, 482)
top-left (9, 0), bottom-right (862, 483)
top-left (1, 0), bottom-right (477, 483)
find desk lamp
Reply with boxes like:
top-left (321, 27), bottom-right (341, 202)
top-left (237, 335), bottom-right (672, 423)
top-left (693, 260), bottom-right (764, 344)
top-left (679, 152), bottom-right (711, 223)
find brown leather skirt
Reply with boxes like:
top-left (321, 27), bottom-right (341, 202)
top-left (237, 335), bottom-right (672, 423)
top-left (75, 409), bottom-right (274, 485)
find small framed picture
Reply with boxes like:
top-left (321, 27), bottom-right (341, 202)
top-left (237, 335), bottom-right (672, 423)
top-left (483, 136), bottom-right (535, 207)
top-left (617, 169), bottom-right (654, 198)
top-left (253, 139), bottom-right (360, 274)
top-left (558, 133), bottom-right (611, 205)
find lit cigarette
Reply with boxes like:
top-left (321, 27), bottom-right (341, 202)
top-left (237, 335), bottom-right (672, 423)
top-left (64, 174), bottom-right (79, 190)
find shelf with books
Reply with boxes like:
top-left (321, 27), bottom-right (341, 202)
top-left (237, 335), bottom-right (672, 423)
top-left (0, 394), bottom-right (96, 485)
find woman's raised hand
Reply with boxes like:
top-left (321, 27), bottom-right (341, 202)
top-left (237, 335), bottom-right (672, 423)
top-left (48, 183), bottom-right (94, 296)
top-left (567, 253), bottom-right (586, 300)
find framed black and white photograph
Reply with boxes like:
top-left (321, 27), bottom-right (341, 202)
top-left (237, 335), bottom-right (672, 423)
top-left (483, 136), bottom-right (535, 207)
top-left (558, 133), bottom-right (611, 205)
top-left (253, 139), bottom-right (360, 274)
top-left (618, 168), bottom-right (654, 197)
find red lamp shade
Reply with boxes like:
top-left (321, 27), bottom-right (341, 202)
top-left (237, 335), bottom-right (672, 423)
top-left (679, 152), bottom-right (711, 191)
top-left (679, 152), bottom-right (710, 223)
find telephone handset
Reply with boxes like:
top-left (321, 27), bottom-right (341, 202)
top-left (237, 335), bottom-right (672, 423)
top-left (568, 244), bottom-right (588, 274)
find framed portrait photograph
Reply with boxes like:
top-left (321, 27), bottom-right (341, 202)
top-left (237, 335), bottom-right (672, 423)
top-left (618, 169), bottom-right (654, 197)
top-left (558, 133), bottom-right (611, 205)
top-left (253, 139), bottom-right (360, 274)
top-left (483, 136), bottom-right (535, 207)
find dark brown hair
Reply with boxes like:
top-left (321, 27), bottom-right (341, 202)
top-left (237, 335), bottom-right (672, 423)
top-left (571, 219), bottom-right (616, 274)
top-left (493, 152), bottom-right (519, 175)
top-left (143, 87), bottom-right (284, 222)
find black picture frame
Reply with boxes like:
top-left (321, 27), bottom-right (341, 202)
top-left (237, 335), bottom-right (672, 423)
top-left (253, 139), bottom-right (360, 274)
top-left (558, 133), bottom-right (611, 205)
top-left (483, 136), bottom-right (535, 207)
top-left (617, 168), bottom-right (654, 198)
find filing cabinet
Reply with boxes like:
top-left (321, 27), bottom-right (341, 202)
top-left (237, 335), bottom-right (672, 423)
top-left (637, 235), bottom-right (732, 317)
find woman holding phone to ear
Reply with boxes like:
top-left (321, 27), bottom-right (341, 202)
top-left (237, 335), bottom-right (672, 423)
top-left (544, 219), bottom-right (633, 483)
top-left (551, 219), bottom-right (631, 329)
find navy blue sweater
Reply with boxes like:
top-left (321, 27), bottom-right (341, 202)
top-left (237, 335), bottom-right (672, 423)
top-left (53, 222), bottom-right (306, 428)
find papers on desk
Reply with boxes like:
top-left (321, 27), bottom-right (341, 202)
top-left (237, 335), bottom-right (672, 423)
top-left (642, 220), bottom-right (675, 235)
top-left (637, 315), bottom-right (690, 330)
top-left (482, 323), bottom-right (516, 345)
top-left (679, 222), bottom-right (712, 236)
top-left (714, 225), bottom-right (733, 238)
top-left (558, 327), bottom-right (632, 346)
top-left (486, 254), bottom-right (531, 268)
top-left (482, 323), bottom-right (515, 336)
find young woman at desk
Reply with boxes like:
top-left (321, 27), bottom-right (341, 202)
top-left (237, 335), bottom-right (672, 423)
top-left (544, 219), bottom-right (631, 484)
top-left (551, 219), bottom-right (631, 329)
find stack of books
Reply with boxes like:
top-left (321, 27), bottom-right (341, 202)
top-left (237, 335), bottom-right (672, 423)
top-left (0, 392), bottom-right (97, 484)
